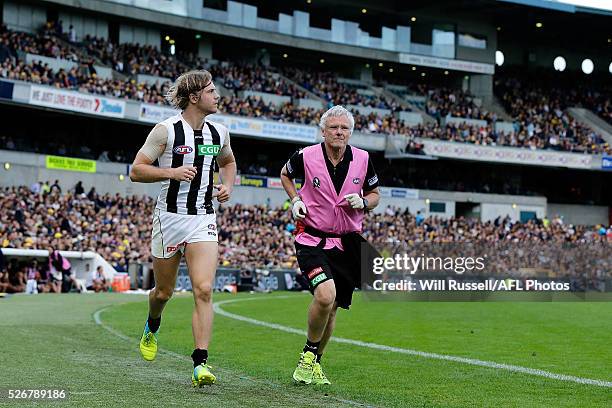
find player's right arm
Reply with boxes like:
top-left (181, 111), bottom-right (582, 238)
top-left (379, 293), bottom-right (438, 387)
top-left (129, 124), bottom-right (196, 183)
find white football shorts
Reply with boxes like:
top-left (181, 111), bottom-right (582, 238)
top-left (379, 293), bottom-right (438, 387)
top-left (151, 209), bottom-right (218, 259)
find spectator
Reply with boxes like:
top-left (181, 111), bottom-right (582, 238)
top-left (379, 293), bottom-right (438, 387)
top-left (30, 181), bottom-right (41, 195)
top-left (68, 25), bottom-right (76, 43)
top-left (48, 246), bottom-right (73, 293)
top-left (0, 269), bottom-right (7, 292)
top-left (0, 187), bottom-right (609, 275)
top-left (51, 180), bottom-right (61, 193)
top-left (415, 211), bottom-right (425, 226)
top-left (74, 181), bottom-right (84, 195)
top-left (5, 259), bottom-right (26, 293)
top-left (0, 248), bottom-right (5, 292)
top-left (2, 24), bottom-right (609, 154)
top-left (25, 259), bottom-right (40, 294)
top-left (89, 265), bottom-right (109, 292)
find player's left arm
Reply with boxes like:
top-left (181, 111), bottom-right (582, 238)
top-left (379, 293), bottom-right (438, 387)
top-left (214, 130), bottom-right (236, 203)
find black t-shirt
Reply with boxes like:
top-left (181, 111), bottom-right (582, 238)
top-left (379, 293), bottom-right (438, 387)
top-left (285, 143), bottom-right (379, 195)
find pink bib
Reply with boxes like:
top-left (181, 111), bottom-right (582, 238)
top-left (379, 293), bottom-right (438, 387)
top-left (296, 144), bottom-right (368, 250)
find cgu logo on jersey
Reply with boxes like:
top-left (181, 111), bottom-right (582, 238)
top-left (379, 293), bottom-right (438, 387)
top-left (198, 144), bottom-right (221, 156)
top-left (352, 177), bottom-right (361, 184)
top-left (173, 145), bottom-right (193, 155)
top-left (312, 177), bottom-right (321, 189)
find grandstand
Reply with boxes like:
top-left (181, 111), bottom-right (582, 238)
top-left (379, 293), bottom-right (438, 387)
top-left (0, 0), bottom-right (611, 406)
top-left (0, 0), bottom-right (610, 284)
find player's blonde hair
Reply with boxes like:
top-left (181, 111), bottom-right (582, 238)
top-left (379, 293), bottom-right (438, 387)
top-left (165, 70), bottom-right (213, 110)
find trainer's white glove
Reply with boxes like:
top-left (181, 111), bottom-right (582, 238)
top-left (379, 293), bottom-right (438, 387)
top-left (291, 196), bottom-right (307, 220)
top-left (344, 193), bottom-right (365, 210)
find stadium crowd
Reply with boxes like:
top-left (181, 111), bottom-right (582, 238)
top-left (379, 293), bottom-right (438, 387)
top-left (1, 23), bottom-right (611, 155)
top-left (85, 36), bottom-right (183, 79)
top-left (1, 23), bottom-right (80, 62)
top-left (218, 95), bottom-right (321, 126)
top-left (0, 184), bottom-right (151, 272)
top-left (426, 87), bottom-right (496, 123)
top-left (585, 90), bottom-right (612, 126)
top-left (497, 77), bottom-right (611, 154)
top-left (282, 67), bottom-right (403, 110)
top-left (1, 185), bottom-right (610, 294)
top-left (210, 63), bottom-right (306, 98)
top-left (0, 58), bottom-right (171, 105)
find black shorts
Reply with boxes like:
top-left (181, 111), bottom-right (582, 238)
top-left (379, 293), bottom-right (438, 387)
top-left (295, 242), bottom-right (357, 310)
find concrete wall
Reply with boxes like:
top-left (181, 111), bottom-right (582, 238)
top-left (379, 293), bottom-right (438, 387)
top-left (241, 91), bottom-right (291, 107)
top-left (23, 53), bottom-right (113, 79)
top-left (455, 20), bottom-right (497, 65)
top-left (495, 121), bottom-right (515, 134)
top-left (119, 24), bottom-right (160, 48)
top-left (377, 198), bottom-right (456, 219)
top-left (137, 74), bottom-right (172, 85)
top-left (468, 74), bottom-right (493, 101)
top-left (59, 11), bottom-right (108, 40)
top-left (547, 203), bottom-right (610, 226)
top-left (25, 53), bottom-right (77, 71)
top-left (398, 112), bottom-right (424, 126)
top-left (480, 203), bottom-right (546, 223)
top-left (2, 1), bottom-right (46, 33)
top-left (298, 98), bottom-right (324, 110)
top-left (93, 65), bottom-right (113, 80)
top-left (444, 116), bottom-right (488, 127)
top-left (198, 37), bottom-right (213, 60)
top-left (346, 105), bottom-right (391, 117)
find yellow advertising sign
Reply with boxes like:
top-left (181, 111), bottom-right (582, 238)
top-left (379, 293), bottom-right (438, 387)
top-left (46, 155), bottom-right (96, 173)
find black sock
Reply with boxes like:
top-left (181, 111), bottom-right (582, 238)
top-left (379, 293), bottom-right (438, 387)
top-left (316, 354), bottom-right (322, 363)
top-left (147, 315), bottom-right (161, 333)
top-left (191, 349), bottom-right (208, 367)
top-left (303, 339), bottom-right (320, 355)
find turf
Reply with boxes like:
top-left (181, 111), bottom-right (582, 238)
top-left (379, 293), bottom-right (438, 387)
top-left (0, 292), bottom-right (610, 407)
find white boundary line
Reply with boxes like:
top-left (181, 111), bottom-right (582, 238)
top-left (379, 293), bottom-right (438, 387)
top-left (213, 296), bottom-right (612, 389)
top-left (92, 305), bottom-right (372, 408)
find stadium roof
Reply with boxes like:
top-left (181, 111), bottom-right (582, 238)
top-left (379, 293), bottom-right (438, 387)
top-left (499, 0), bottom-right (612, 15)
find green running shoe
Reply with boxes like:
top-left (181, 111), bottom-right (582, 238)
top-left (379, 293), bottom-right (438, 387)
top-left (312, 362), bottom-right (331, 385)
top-left (139, 322), bottom-right (158, 361)
top-left (292, 351), bottom-right (316, 384)
top-left (192, 364), bottom-right (216, 387)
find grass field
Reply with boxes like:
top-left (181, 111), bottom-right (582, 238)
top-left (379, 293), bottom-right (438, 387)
top-left (0, 292), bottom-right (610, 407)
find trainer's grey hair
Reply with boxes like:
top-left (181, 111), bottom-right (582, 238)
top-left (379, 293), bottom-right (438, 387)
top-left (319, 105), bottom-right (355, 134)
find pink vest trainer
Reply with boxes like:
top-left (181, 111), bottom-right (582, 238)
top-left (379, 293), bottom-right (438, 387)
top-left (296, 144), bottom-right (369, 250)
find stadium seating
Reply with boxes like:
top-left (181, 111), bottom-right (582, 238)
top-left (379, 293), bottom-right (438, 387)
top-left (426, 87), bottom-right (496, 122)
top-left (496, 76), bottom-right (611, 154)
top-left (1, 186), bottom-right (609, 289)
top-left (282, 67), bottom-right (404, 110)
top-left (1, 23), bottom-right (610, 155)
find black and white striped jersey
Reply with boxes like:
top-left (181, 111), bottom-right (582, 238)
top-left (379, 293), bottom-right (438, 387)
top-left (155, 113), bottom-right (228, 215)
